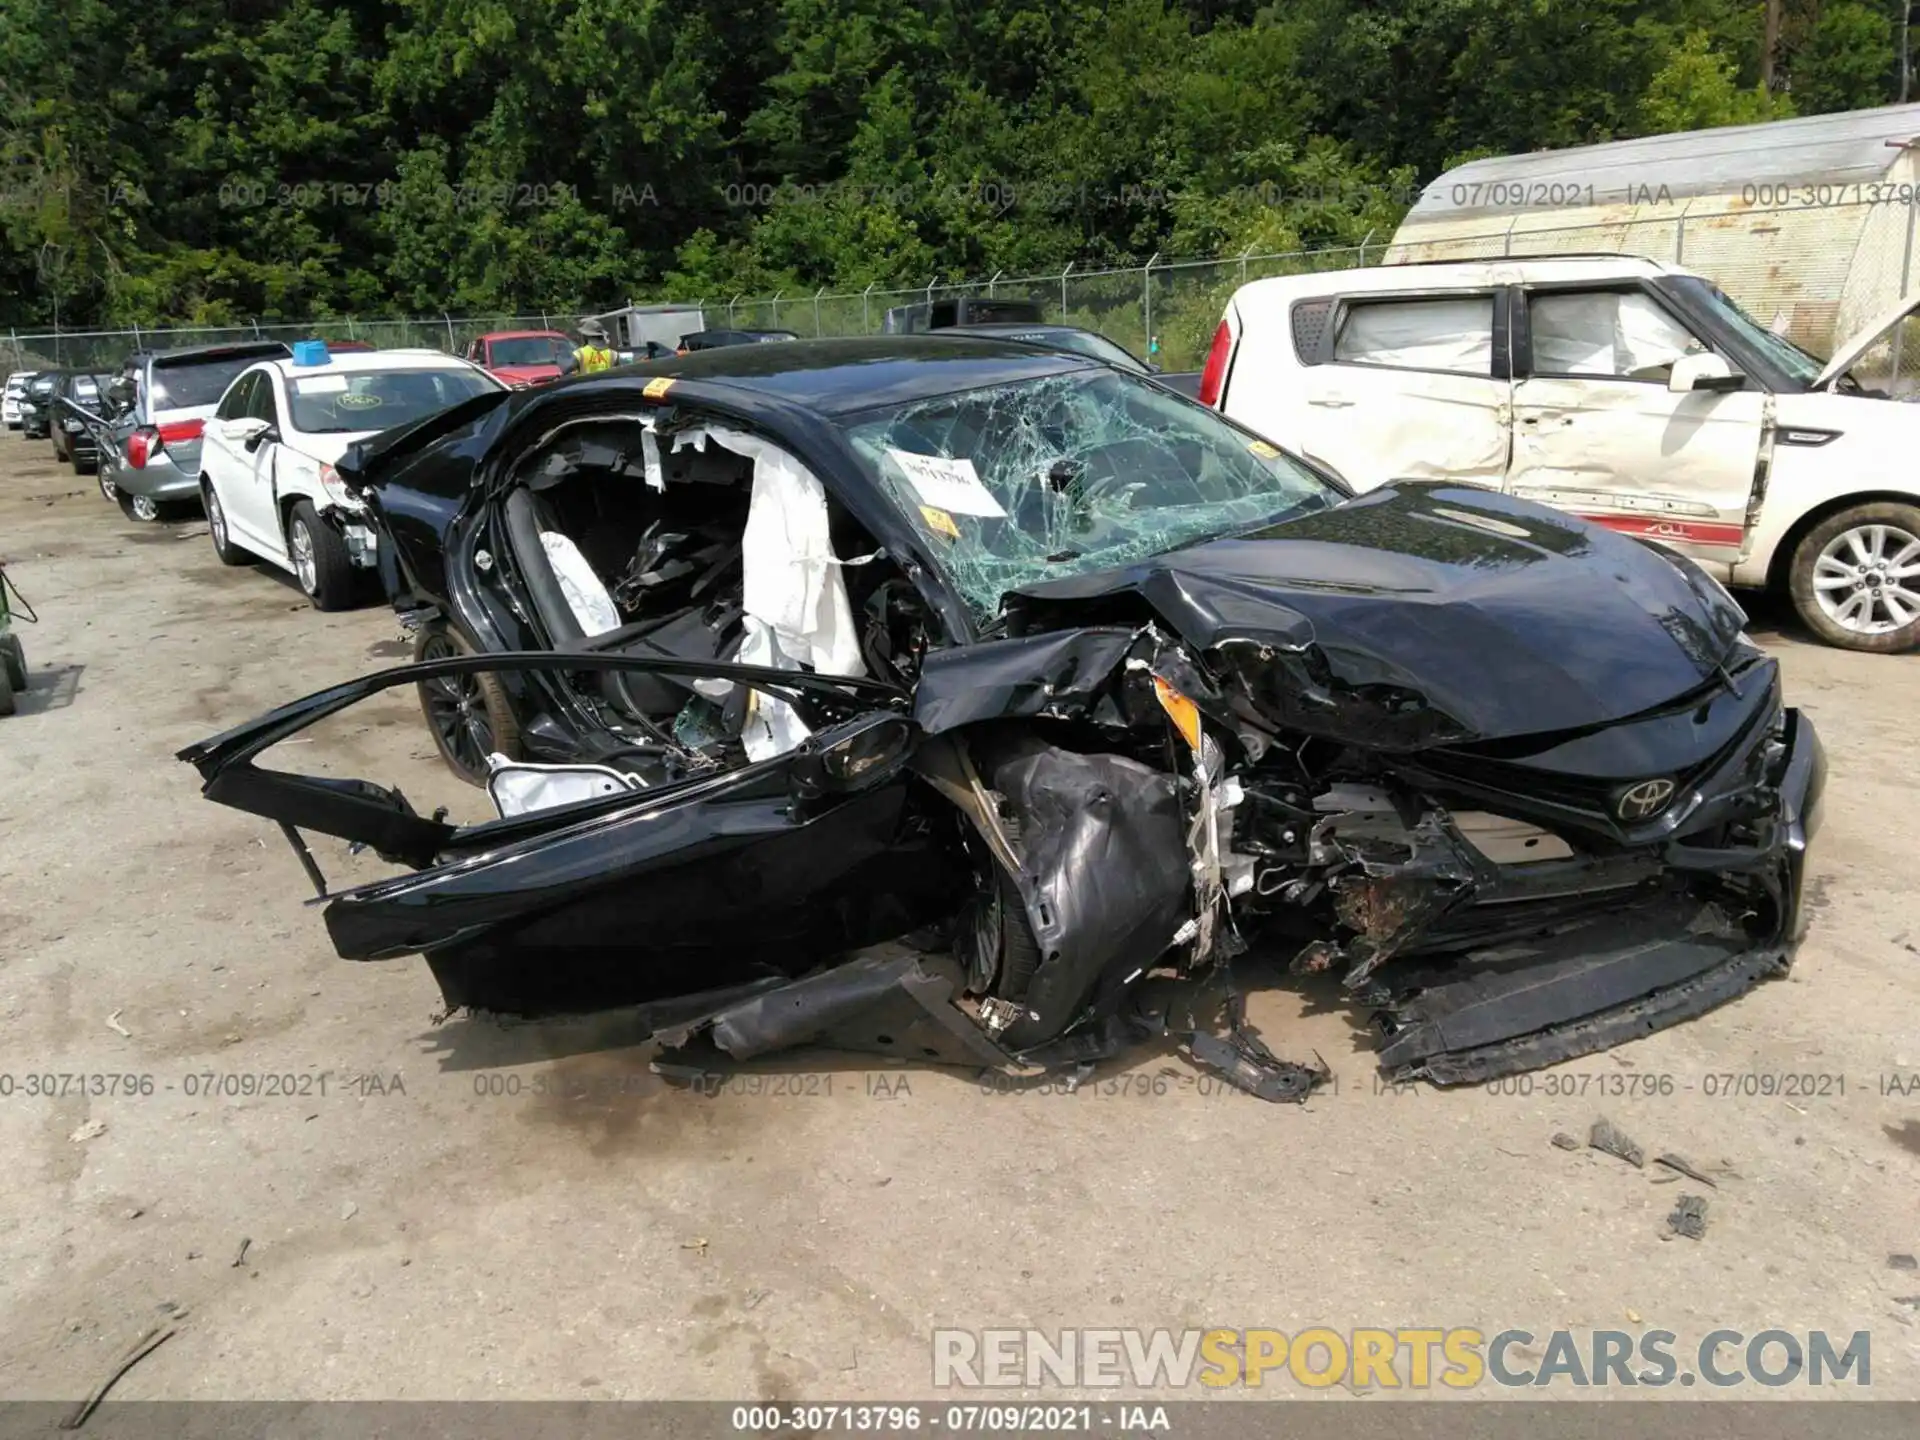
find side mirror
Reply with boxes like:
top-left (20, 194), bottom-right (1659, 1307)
top-left (789, 712), bottom-right (915, 801)
top-left (1668, 351), bottom-right (1745, 394)
top-left (244, 424), bottom-right (280, 453)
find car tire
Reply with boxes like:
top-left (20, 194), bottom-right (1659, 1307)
top-left (0, 674), bottom-right (14, 717)
top-left (0, 633), bottom-right (25, 693)
top-left (287, 500), bottom-right (356, 611)
top-left (98, 468), bottom-right (118, 504)
top-left (413, 620), bottom-right (521, 786)
top-left (1787, 501), bottom-right (1920, 653)
top-left (956, 860), bottom-right (1045, 1003)
top-left (70, 446), bottom-right (95, 475)
top-left (202, 481), bottom-right (253, 566)
top-left (116, 490), bottom-right (161, 523)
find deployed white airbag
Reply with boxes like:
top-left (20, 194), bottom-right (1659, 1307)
top-left (699, 426), bottom-right (868, 761)
top-left (486, 753), bottom-right (641, 818)
top-left (540, 530), bottom-right (622, 636)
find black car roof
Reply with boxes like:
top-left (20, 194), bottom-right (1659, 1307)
top-left (609, 334), bottom-right (1093, 415)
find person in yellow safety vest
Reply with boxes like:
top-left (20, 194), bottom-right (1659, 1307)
top-left (572, 319), bottom-right (616, 373)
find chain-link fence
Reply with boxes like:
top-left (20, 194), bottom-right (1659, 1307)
top-left (0, 247), bottom-right (1399, 377)
top-left (6, 200), bottom-right (1913, 377)
top-left (0, 313), bottom-right (574, 377)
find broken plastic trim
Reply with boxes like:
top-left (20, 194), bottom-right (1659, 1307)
top-left (177, 650), bottom-right (909, 890)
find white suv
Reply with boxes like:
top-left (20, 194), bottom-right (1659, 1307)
top-left (1197, 255), bottom-right (1920, 652)
top-left (199, 346), bottom-right (501, 609)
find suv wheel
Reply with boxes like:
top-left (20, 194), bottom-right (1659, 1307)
top-left (1788, 501), bottom-right (1920, 652)
top-left (287, 500), bottom-right (356, 610)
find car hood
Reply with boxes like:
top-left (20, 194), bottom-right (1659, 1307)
top-left (1000, 483), bottom-right (1748, 747)
top-left (286, 430), bottom-right (382, 466)
top-left (490, 363), bottom-right (562, 385)
top-left (1814, 292), bottom-right (1920, 389)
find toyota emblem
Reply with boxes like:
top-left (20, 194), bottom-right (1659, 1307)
top-left (1615, 778), bottom-right (1676, 822)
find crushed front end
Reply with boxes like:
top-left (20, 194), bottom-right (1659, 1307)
top-left (1157, 632), bottom-right (1825, 1086)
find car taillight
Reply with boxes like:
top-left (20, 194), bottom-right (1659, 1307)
top-left (127, 427), bottom-right (158, 469)
top-left (1197, 319), bottom-right (1233, 408)
top-left (157, 419), bottom-right (203, 445)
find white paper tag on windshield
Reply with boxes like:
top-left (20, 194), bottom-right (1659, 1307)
top-left (887, 449), bottom-right (1006, 517)
top-left (294, 375), bottom-right (348, 394)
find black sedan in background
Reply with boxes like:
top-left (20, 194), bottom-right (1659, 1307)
top-left (677, 328), bottom-right (800, 352)
top-left (181, 338), bottom-right (1824, 1100)
top-left (941, 322), bottom-right (1203, 396)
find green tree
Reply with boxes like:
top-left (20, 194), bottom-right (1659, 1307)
top-left (1788, 1), bottom-right (1896, 112)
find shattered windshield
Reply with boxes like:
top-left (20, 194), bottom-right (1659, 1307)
top-left (1669, 277), bottom-right (1824, 386)
top-left (839, 369), bottom-right (1339, 618)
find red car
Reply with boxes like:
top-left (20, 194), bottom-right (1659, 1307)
top-left (464, 330), bottom-right (573, 388)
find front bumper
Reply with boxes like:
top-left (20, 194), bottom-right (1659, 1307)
top-left (1374, 708), bottom-right (1826, 1083)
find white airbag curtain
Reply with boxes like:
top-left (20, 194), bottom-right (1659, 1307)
top-left (702, 426), bottom-right (867, 761)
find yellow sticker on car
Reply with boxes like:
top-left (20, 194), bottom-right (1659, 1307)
top-left (1248, 439), bottom-right (1280, 458)
top-left (643, 376), bottom-right (675, 399)
top-left (919, 505), bottom-right (961, 540)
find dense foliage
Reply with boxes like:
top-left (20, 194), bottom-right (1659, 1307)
top-left (0, 1), bottom-right (1908, 327)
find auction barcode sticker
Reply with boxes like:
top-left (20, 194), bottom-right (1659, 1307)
top-left (887, 448), bottom-right (1006, 517)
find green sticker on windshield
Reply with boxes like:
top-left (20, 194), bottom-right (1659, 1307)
top-left (336, 392), bottom-right (384, 410)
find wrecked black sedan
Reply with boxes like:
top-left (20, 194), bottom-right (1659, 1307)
top-left (180, 338), bottom-right (1825, 1097)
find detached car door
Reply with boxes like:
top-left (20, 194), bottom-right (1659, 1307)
top-left (1290, 288), bottom-right (1512, 491)
top-left (1507, 283), bottom-right (1765, 567)
top-left (177, 652), bottom-right (944, 1016)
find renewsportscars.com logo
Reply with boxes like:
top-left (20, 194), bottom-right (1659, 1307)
top-left (931, 1327), bottom-right (1872, 1390)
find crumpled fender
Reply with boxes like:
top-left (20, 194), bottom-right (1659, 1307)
top-left (985, 741), bottom-right (1189, 1052)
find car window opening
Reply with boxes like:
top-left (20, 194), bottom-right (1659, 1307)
top-left (496, 417), bottom-right (908, 807)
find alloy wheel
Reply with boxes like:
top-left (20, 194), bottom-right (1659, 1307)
top-left (417, 630), bottom-right (495, 779)
top-left (207, 489), bottom-right (228, 549)
top-left (1811, 522), bottom-right (1920, 635)
top-left (129, 494), bottom-right (158, 522)
top-left (291, 519), bottom-right (317, 594)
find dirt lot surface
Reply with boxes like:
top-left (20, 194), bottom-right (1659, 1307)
top-left (1, 434), bottom-right (1917, 1404)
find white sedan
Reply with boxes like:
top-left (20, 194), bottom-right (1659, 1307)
top-left (200, 347), bottom-right (503, 608)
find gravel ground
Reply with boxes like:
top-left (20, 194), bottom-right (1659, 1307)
top-left (1, 434), bottom-right (1916, 1404)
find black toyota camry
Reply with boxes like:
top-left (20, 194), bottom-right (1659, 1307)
top-left (180, 337), bottom-right (1825, 1097)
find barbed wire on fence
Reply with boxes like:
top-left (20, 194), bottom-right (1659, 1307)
top-left (5, 198), bottom-right (1912, 376)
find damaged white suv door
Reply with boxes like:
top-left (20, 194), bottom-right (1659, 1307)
top-left (1205, 257), bottom-right (1920, 652)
